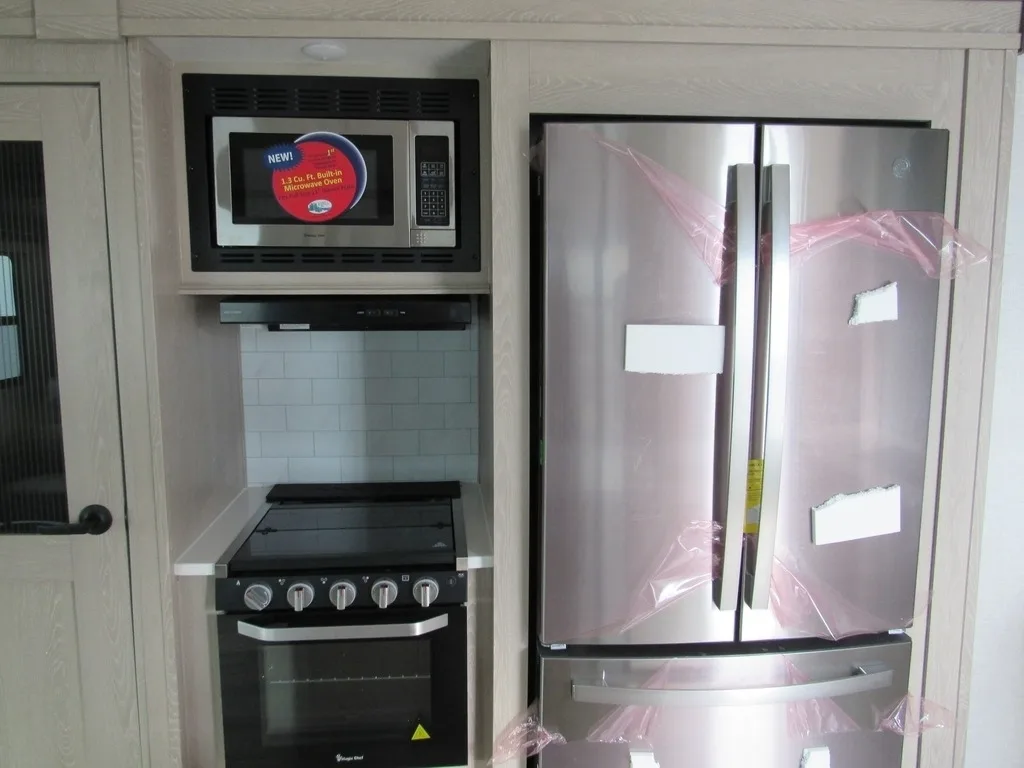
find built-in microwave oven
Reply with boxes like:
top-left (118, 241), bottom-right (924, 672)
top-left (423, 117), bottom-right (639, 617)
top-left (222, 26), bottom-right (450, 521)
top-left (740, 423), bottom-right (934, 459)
top-left (182, 74), bottom-right (480, 272)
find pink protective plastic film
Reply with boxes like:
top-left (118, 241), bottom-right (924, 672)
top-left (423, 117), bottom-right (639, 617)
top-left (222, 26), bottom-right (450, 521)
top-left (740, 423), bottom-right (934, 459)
top-left (489, 701), bottom-right (565, 765)
top-left (530, 129), bottom-right (993, 284)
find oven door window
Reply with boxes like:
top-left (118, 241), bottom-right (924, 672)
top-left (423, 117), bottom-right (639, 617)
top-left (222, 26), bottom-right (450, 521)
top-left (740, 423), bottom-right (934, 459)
top-left (228, 132), bottom-right (395, 226)
top-left (261, 637), bottom-right (429, 743)
top-left (218, 607), bottom-right (467, 768)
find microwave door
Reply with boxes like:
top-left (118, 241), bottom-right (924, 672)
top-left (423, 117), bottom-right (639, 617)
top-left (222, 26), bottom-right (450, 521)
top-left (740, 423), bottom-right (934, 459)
top-left (210, 116), bottom-right (413, 249)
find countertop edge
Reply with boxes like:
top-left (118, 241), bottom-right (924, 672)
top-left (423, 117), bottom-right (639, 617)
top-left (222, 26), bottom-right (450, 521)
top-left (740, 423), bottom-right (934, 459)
top-left (460, 482), bottom-right (494, 570)
top-left (173, 486), bottom-right (271, 577)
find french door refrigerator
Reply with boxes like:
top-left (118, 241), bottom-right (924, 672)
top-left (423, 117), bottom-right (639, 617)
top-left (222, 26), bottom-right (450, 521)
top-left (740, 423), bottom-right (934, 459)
top-left (533, 120), bottom-right (948, 768)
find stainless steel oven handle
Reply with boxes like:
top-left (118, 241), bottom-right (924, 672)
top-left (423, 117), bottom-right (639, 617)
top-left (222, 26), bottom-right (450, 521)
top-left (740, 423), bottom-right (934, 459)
top-left (237, 614), bottom-right (449, 643)
top-left (571, 663), bottom-right (892, 707)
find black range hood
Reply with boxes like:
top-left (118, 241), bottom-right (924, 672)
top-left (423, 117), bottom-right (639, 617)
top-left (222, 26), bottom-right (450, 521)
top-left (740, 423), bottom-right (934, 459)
top-left (219, 295), bottom-right (472, 331)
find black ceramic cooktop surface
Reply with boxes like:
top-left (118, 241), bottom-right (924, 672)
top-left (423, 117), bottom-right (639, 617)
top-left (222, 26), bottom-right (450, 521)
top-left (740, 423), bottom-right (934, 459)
top-left (228, 482), bottom-right (460, 574)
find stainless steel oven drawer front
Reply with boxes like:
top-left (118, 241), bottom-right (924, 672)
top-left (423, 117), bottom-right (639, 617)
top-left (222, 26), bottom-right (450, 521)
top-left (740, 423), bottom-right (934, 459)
top-left (218, 606), bottom-right (467, 768)
top-left (538, 637), bottom-right (912, 768)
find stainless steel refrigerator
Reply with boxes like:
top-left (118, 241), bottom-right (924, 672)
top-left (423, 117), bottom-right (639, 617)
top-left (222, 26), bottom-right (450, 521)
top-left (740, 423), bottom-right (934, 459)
top-left (534, 121), bottom-right (948, 768)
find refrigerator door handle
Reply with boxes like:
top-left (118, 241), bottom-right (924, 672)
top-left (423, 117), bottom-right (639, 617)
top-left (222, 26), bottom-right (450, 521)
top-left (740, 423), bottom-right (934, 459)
top-left (746, 163), bottom-right (791, 610)
top-left (571, 663), bottom-right (892, 707)
top-left (715, 163), bottom-right (758, 612)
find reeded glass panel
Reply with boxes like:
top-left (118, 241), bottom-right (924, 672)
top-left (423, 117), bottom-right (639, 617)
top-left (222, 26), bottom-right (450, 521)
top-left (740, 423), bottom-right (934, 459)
top-left (0, 142), bottom-right (65, 534)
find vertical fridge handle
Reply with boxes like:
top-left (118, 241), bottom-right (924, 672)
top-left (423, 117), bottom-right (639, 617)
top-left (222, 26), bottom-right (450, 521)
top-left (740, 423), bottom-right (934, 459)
top-left (715, 163), bottom-right (757, 612)
top-left (747, 164), bottom-right (791, 610)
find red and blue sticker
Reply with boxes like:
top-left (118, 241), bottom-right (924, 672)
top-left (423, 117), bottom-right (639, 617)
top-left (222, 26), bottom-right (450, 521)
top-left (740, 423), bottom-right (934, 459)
top-left (263, 132), bottom-right (366, 223)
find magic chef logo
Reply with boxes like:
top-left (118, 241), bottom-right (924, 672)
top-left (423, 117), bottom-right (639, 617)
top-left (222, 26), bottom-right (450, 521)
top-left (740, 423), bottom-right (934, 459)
top-left (263, 132), bottom-right (367, 224)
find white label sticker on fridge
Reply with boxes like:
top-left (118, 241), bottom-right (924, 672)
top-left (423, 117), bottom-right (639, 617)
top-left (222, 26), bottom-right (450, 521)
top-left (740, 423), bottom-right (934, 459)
top-left (630, 750), bottom-right (661, 768)
top-left (800, 746), bottom-right (830, 768)
top-left (624, 324), bottom-right (725, 375)
top-left (848, 282), bottom-right (898, 326)
top-left (811, 485), bottom-right (901, 545)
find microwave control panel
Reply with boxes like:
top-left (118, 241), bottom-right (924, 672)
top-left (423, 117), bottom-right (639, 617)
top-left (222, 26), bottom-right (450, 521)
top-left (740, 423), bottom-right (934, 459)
top-left (415, 135), bottom-right (451, 227)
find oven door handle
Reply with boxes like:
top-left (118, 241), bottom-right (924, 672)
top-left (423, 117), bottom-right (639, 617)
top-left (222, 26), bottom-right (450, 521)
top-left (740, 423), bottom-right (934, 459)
top-left (236, 614), bottom-right (449, 643)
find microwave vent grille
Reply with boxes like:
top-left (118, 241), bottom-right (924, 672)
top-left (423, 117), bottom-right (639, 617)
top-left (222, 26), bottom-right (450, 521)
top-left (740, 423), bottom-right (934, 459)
top-left (253, 88), bottom-right (289, 112)
top-left (419, 92), bottom-right (452, 115)
top-left (377, 89), bottom-right (411, 115)
top-left (206, 251), bottom-right (461, 270)
top-left (210, 87), bottom-right (249, 112)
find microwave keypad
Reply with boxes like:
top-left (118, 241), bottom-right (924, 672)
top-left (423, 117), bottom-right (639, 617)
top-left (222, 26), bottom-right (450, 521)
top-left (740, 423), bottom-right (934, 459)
top-left (415, 135), bottom-right (451, 228)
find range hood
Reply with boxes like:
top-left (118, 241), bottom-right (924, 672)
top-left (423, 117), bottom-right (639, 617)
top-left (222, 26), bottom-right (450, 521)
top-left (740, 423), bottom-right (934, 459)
top-left (219, 295), bottom-right (472, 331)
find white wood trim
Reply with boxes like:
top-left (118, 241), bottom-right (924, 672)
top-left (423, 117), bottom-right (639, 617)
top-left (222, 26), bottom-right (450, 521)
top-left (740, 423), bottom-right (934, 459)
top-left (486, 39), bottom-right (531, 764)
top-left (0, 18), bottom-right (33, 36)
top-left (119, 17), bottom-right (1021, 51)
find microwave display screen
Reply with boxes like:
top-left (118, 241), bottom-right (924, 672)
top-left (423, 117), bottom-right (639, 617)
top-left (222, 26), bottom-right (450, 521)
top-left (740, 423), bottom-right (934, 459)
top-left (229, 133), bottom-right (395, 226)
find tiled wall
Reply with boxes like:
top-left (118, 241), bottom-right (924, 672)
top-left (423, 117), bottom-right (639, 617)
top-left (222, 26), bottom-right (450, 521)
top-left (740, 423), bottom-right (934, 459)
top-left (241, 322), bottom-right (478, 485)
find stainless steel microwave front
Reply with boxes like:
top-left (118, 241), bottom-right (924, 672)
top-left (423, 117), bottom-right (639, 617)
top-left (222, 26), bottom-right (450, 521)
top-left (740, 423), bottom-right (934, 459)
top-left (210, 116), bottom-right (456, 249)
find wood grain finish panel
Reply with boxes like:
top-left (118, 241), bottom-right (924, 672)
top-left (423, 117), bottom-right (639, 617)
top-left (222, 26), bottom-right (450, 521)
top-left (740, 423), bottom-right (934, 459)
top-left (529, 44), bottom-right (963, 121)
top-left (0, 580), bottom-right (84, 768)
top-left (919, 49), bottom-right (1012, 768)
top-left (40, 85), bottom-right (143, 768)
top-left (120, 0), bottom-right (1020, 34)
top-left (487, 41), bottom-right (530, 761)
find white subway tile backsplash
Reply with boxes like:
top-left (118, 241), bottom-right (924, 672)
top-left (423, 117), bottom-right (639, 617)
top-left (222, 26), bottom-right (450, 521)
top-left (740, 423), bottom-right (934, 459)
top-left (245, 405), bottom-right (287, 432)
top-left (394, 456), bottom-right (446, 481)
top-left (247, 458), bottom-right (289, 483)
top-left (391, 351), bottom-right (445, 378)
top-left (242, 352), bottom-right (284, 379)
top-left (365, 331), bottom-right (418, 351)
top-left (241, 323), bottom-right (479, 486)
top-left (256, 328), bottom-right (311, 352)
top-left (444, 403), bottom-right (477, 429)
top-left (342, 456), bottom-right (394, 482)
top-left (366, 378), bottom-right (419, 404)
top-left (339, 404), bottom-right (392, 431)
top-left (288, 457), bottom-right (342, 483)
top-left (242, 379), bottom-right (259, 406)
top-left (419, 377), bottom-right (470, 403)
top-left (285, 352), bottom-right (338, 379)
top-left (314, 431), bottom-right (368, 457)
top-left (311, 331), bottom-right (364, 351)
top-left (420, 429), bottom-right (471, 456)
top-left (392, 404), bottom-right (445, 430)
top-left (368, 430), bottom-right (420, 456)
top-left (259, 379), bottom-right (313, 405)
top-left (418, 330), bottom-right (470, 351)
top-left (444, 351), bottom-right (477, 378)
top-left (338, 351), bottom-right (391, 378)
top-left (445, 455), bottom-right (479, 482)
top-left (287, 405), bottom-right (341, 432)
top-left (260, 431), bottom-right (315, 458)
top-left (312, 378), bottom-right (366, 404)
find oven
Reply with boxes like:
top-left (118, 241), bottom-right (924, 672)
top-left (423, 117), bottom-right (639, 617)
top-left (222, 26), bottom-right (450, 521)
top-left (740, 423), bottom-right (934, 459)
top-left (217, 604), bottom-right (467, 768)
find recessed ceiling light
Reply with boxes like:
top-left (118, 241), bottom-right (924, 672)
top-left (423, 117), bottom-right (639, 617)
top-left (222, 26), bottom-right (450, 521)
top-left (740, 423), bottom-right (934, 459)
top-left (301, 42), bottom-right (347, 61)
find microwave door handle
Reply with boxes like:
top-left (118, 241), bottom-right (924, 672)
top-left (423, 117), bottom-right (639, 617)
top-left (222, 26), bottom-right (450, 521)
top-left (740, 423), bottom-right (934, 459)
top-left (746, 163), bottom-right (791, 610)
top-left (571, 663), bottom-right (892, 707)
top-left (716, 163), bottom-right (757, 612)
top-left (237, 614), bottom-right (449, 643)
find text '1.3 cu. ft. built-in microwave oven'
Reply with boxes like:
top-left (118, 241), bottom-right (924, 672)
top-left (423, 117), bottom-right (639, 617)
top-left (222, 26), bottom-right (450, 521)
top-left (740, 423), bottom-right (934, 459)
top-left (182, 74), bottom-right (481, 272)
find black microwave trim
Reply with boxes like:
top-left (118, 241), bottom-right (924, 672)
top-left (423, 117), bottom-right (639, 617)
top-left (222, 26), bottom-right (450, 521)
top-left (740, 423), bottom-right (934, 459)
top-left (182, 73), bottom-right (481, 273)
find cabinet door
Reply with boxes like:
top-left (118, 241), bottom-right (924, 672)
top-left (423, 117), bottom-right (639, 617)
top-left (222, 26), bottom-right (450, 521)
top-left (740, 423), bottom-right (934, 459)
top-left (0, 87), bottom-right (140, 767)
top-left (742, 124), bottom-right (948, 641)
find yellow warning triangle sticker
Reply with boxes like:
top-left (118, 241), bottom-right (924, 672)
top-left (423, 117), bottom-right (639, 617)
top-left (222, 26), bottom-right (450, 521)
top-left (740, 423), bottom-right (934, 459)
top-left (411, 724), bottom-right (431, 741)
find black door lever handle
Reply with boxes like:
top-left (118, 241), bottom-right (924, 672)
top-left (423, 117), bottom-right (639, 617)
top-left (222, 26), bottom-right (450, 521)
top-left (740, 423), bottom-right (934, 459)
top-left (25, 505), bottom-right (114, 536)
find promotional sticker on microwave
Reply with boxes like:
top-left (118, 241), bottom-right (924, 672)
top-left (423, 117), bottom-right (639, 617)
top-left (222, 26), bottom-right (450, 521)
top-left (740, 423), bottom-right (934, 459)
top-left (182, 74), bottom-right (480, 272)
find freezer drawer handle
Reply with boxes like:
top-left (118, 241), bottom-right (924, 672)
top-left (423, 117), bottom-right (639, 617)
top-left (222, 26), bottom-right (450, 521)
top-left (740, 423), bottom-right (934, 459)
top-left (571, 663), bottom-right (892, 707)
top-left (237, 614), bottom-right (449, 643)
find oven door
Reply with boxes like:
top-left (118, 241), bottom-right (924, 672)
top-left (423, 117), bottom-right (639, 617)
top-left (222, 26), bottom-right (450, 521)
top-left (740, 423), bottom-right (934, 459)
top-left (218, 605), bottom-right (467, 768)
top-left (211, 116), bottom-right (412, 249)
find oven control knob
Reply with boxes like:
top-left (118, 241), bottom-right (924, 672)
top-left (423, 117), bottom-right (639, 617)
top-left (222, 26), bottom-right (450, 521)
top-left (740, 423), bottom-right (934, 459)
top-left (286, 582), bottom-right (315, 612)
top-left (328, 580), bottom-right (357, 611)
top-left (370, 578), bottom-right (398, 609)
top-left (412, 578), bottom-right (440, 608)
top-left (243, 583), bottom-right (273, 612)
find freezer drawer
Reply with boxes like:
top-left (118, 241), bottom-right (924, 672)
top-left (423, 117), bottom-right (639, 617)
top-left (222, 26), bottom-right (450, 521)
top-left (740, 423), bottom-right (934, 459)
top-left (538, 636), bottom-right (911, 768)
